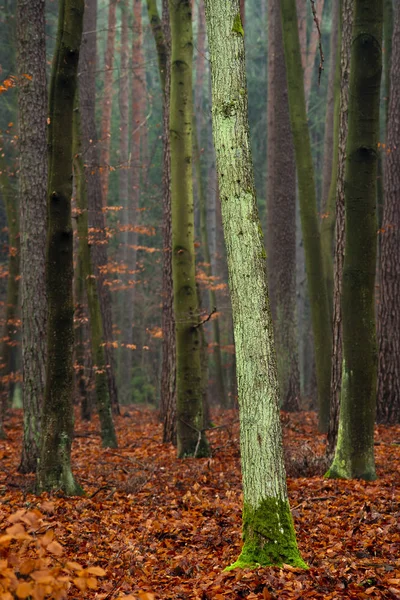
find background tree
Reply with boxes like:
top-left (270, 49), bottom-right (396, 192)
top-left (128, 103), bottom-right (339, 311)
top-left (327, 0), bottom-right (382, 480)
top-left (36, 0), bottom-right (84, 495)
top-left (205, 0), bottom-right (306, 568)
top-left (377, 0), bottom-right (400, 425)
top-left (16, 0), bottom-right (47, 472)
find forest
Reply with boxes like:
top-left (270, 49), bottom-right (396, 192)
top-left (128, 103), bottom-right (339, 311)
top-left (0, 0), bottom-right (399, 598)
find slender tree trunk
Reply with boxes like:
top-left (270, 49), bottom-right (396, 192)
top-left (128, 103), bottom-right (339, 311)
top-left (326, 0), bottom-right (353, 459)
top-left (74, 255), bottom-right (92, 422)
top-left (377, 0), bottom-right (400, 425)
top-left (304, 0), bottom-right (325, 108)
top-left (16, 0), bottom-right (47, 472)
top-left (73, 92), bottom-right (118, 448)
top-left (296, 0), bottom-right (307, 71)
top-left (239, 0), bottom-right (245, 26)
top-left (36, 0), bottom-right (84, 495)
top-left (100, 0), bottom-right (117, 206)
top-left (281, 0), bottom-right (332, 432)
top-left (327, 0), bottom-right (382, 480)
top-left (0, 159), bottom-right (20, 439)
top-left (267, 0), bottom-right (300, 412)
top-left (169, 0), bottom-right (209, 458)
top-left (204, 0), bottom-right (306, 569)
top-left (79, 0), bottom-right (119, 415)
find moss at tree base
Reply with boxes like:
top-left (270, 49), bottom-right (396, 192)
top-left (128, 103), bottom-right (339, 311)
top-left (226, 497), bottom-right (308, 570)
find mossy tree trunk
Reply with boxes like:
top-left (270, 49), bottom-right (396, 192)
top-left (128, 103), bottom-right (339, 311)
top-left (73, 93), bottom-right (118, 448)
top-left (16, 0), bottom-right (47, 472)
top-left (280, 0), bottom-right (332, 432)
top-left (36, 0), bottom-right (84, 496)
top-left (169, 0), bottom-right (209, 458)
top-left (266, 0), bottom-right (300, 412)
top-left (147, 0), bottom-right (176, 444)
top-left (326, 0), bottom-right (353, 459)
top-left (377, 0), bottom-right (400, 425)
top-left (327, 0), bottom-right (382, 480)
top-left (204, 1), bottom-right (306, 569)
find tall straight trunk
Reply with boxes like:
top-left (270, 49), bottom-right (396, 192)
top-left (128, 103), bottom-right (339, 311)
top-left (79, 0), bottom-right (119, 415)
top-left (0, 158), bottom-right (20, 438)
top-left (377, 0), bottom-right (400, 425)
top-left (73, 94), bottom-right (117, 448)
top-left (267, 0), bottom-right (300, 412)
top-left (74, 255), bottom-right (92, 422)
top-left (100, 0), bottom-right (117, 206)
top-left (147, 0), bottom-right (176, 443)
top-left (281, 0), bottom-right (332, 432)
top-left (16, 0), bottom-right (47, 472)
top-left (327, 0), bottom-right (382, 480)
top-left (296, 0), bottom-right (307, 70)
top-left (304, 0), bottom-right (325, 108)
top-left (118, 0), bottom-right (132, 404)
top-left (36, 0), bottom-right (84, 495)
top-left (205, 1), bottom-right (306, 569)
top-left (239, 0), bottom-right (245, 26)
top-left (384, 0), bottom-right (393, 119)
top-left (169, 0), bottom-right (209, 458)
top-left (326, 0), bottom-right (353, 458)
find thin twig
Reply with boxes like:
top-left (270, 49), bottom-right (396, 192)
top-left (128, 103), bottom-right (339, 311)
top-left (310, 0), bottom-right (324, 85)
top-left (193, 307), bottom-right (217, 329)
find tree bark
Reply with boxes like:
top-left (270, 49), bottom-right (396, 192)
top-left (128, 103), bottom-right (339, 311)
top-left (36, 0), bottom-right (84, 495)
top-left (267, 0), bottom-right (300, 412)
top-left (303, 0), bottom-right (325, 108)
top-left (326, 0), bottom-right (353, 459)
top-left (204, 0), bottom-right (306, 569)
top-left (16, 0), bottom-right (47, 472)
top-left (377, 0), bottom-right (400, 425)
top-left (281, 0), bottom-right (332, 432)
top-left (79, 0), bottom-right (119, 415)
top-left (169, 0), bottom-right (209, 458)
top-left (327, 0), bottom-right (382, 480)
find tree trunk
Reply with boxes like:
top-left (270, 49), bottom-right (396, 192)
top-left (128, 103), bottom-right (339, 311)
top-left (16, 0), bottom-right (47, 472)
top-left (303, 0), bottom-right (325, 108)
top-left (327, 0), bottom-right (382, 480)
top-left (36, 0), bottom-right (84, 495)
top-left (204, 0), bottom-right (306, 569)
top-left (73, 91), bottom-right (118, 448)
top-left (267, 0), bottom-right (300, 412)
top-left (79, 0), bottom-right (119, 415)
top-left (296, 0), bottom-right (307, 71)
top-left (100, 0), bottom-right (117, 206)
top-left (281, 0), bottom-right (332, 432)
top-left (169, 0), bottom-right (209, 458)
top-left (377, 0), bottom-right (400, 425)
top-left (326, 0), bottom-right (353, 459)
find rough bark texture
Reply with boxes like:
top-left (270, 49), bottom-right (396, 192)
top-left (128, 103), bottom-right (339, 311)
top-left (327, 0), bottom-right (382, 480)
top-left (326, 0), bottom-right (353, 459)
top-left (100, 0), bottom-right (117, 205)
top-left (16, 0), bottom-right (47, 473)
top-left (36, 0), bottom-right (84, 495)
top-left (79, 0), bottom-right (119, 415)
top-left (377, 0), bottom-right (400, 425)
top-left (73, 91), bottom-right (117, 448)
top-left (267, 0), bottom-right (300, 412)
top-left (204, 1), bottom-right (306, 569)
top-left (169, 0), bottom-right (209, 458)
top-left (281, 0), bottom-right (332, 432)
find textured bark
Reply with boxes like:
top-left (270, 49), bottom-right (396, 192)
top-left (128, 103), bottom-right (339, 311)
top-left (377, 0), bottom-right (400, 425)
top-left (79, 0), bottom-right (119, 415)
top-left (74, 256), bottom-right (92, 422)
top-left (36, 0), bottom-right (84, 495)
top-left (0, 158), bottom-right (20, 439)
top-left (303, 0), bottom-right (325, 108)
top-left (118, 0), bottom-right (132, 404)
top-left (320, 0), bottom-right (340, 318)
top-left (204, 1), bottom-right (306, 569)
top-left (169, 0), bottom-right (209, 458)
top-left (281, 0), bottom-right (332, 432)
top-left (73, 92), bottom-right (118, 448)
top-left (326, 0), bottom-right (353, 459)
top-left (267, 0), bottom-right (300, 412)
top-left (16, 0), bottom-right (47, 472)
top-left (327, 0), bottom-right (382, 480)
top-left (147, 0), bottom-right (176, 444)
top-left (100, 0), bottom-right (117, 205)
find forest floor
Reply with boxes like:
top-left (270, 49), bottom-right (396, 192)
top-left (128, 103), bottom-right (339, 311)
top-left (0, 407), bottom-right (399, 599)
